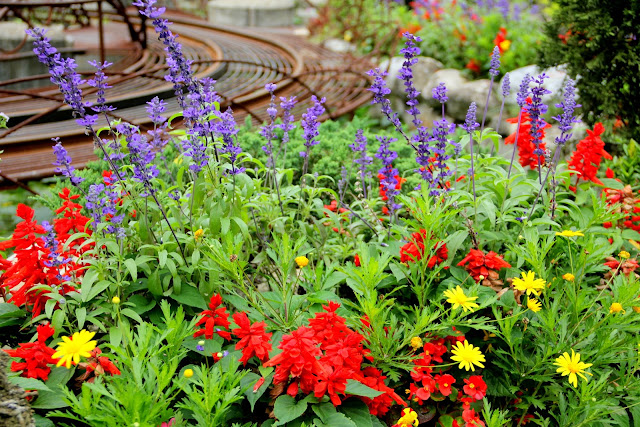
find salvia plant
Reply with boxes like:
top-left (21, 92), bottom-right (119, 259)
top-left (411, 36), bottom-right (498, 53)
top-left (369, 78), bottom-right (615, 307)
top-left (1, 3), bottom-right (640, 427)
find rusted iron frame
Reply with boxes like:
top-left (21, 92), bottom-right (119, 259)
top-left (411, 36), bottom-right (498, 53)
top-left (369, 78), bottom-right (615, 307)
top-left (0, 33), bottom-right (28, 55)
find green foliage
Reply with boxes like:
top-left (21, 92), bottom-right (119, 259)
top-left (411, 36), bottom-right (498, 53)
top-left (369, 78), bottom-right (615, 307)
top-left (539, 0), bottom-right (640, 140)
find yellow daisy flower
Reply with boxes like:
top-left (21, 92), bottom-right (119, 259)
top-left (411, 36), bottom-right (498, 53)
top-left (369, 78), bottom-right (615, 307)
top-left (52, 330), bottom-right (97, 369)
top-left (512, 271), bottom-right (546, 296)
top-left (619, 251), bottom-right (630, 259)
top-left (395, 408), bottom-right (418, 427)
top-left (451, 340), bottom-right (486, 371)
top-left (295, 256), bottom-right (309, 268)
top-left (194, 229), bottom-right (204, 240)
top-left (111, 296), bottom-right (121, 304)
top-left (554, 349), bottom-right (593, 387)
top-left (443, 286), bottom-right (479, 312)
top-left (184, 368), bottom-right (194, 378)
top-left (555, 230), bottom-right (584, 237)
top-left (527, 298), bottom-right (542, 312)
top-left (562, 273), bottom-right (575, 281)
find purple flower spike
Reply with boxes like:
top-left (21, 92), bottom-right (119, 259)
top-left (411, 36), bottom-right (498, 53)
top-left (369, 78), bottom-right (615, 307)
top-left (489, 46), bottom-right (501, 77)
top-left (516, 73), bottom-right (531, 107)
top-left (552, 78), bottom-right (580, 146)
top-left (432, 83), bottom-right (448, 104)
top-left (300, 96), bottom-right (326, 177)
top-left (501, 73), bottom-right (511, 97)
top-left (399, 32), bottom-right (423, 127)
top-left (349, 129), bottom-right (373, 198)
top-left (52, 138), bottom-right (84, 186)
top-left (462, 102), bottom-right (479, 133)
top-left (375, 136), bottom-right (401, 217)
top-left (215, 108), bottom-right (244, 175)
top-left (87, 61), bottom-right (115, 114)
top-left (367, 68), bottom-right (404, 133)
top-left (526, 73), bottom-right (552, 181)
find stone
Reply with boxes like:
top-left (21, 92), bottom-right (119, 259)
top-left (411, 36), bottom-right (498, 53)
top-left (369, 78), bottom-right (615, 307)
top-left (323, 38), bottom-right (355, 53)
top-left (501, 64), bottom-right (569, 106)
top-left (207, 0), bottom-right (296, 27)
top-left (0, 352), bottom-right (35, 427)
top-left (380, 56), bottom-right (443, 97)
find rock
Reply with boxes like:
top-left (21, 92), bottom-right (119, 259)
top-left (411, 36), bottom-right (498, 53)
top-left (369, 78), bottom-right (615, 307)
top-left (207, 0), bottom-right (296, 27)
top-left (323, 38), bottom-right (355, 53)
top-left (0, 352), bottom-right (35, 427)
top-left (380, 56), bottom-right (443, 97)
top-left (501, 64), bottom-right (569, 106)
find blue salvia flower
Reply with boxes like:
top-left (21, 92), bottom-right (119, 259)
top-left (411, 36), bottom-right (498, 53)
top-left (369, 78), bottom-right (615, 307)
top-left (146, 96), bottom-right (169, 151)
top-left (526, 73), bottom-right (551, 182)
top-left (133, 0), bottom-right (195, 109)
top-left (215, 109), bottom-right (245, 175)
top-left (430, 118), bottom-right (456, 195)
top-left (507, 73), bottom-right (531, 178)
top-left (41, 221), bottom-right (71, 280)
top-left (376, 136), bottom-right (402, 218)
top-left (86, 183), bottom-right (107, 227)
top-left (260, 83), bottom-right (278, 168)
top-left (276, 95), bottom-right (297, 167)
top-left (495, 72), bottom-right (510, 136)
top-left (27, 28), bottom-right (97, 128)
top-left (398, 32), bottom-right (423, 128)
top-left (463, 102), bottom-right (479, 202)
top-left (349, 129), bottom-right (373, 198)
top-left (300, 96), bottom-right (326, 177)
top-left (552, 78), bottom-right (580, 145)
top-left (462, 102), bottom-right (479, 133)
top-left (183, 134), bottom-right (209, 174)
top-left (87, 61), bottom-right (115, 114)
top-left (367, 68), bottom-right (404, 133)
top-left (432, 82), bottom-right (448, 118)
top-left (52, 138), bottom-right (84, 186)
top-left (489, 46), bottom-right (501, 78)
top-left (497, 0), bottom-right (510, 19)
top-left (116, 123), bottom-right (159, 190)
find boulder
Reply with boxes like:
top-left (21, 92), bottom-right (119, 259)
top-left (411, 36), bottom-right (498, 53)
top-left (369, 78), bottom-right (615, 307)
top-left (380, 56), bottom-right (443, 97)
top-left (501, 64), bottom-right (569, 106)
top-left (0, 352), bottom-right (34, 427)
top-left (323, 38), bottom-right (355, 53)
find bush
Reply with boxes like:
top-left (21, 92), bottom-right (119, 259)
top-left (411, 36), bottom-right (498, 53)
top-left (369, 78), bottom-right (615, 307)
top-left (539, 0), bottom-right (640, 140)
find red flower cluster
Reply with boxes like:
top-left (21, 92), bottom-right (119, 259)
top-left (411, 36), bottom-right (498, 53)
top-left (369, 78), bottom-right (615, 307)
top-left (407, 335), bottom-right (487, 426)
top-left (466, 59), bottom-right (481, 74)
top-left (4, 323), bottom-right (58, 381)
top-left (400, 229), bottom-right (449, 267)
top-left (505, 99), bottom-right (550, 170)
top-left (0, 190), bottom-right (92, 317)
top-left (231, 312), bottom-right (272, 365)
top-left (458, 249), bottom-right (511, 282)
top-left (76, 348), bottom-right (121, 383)
top-left (604, 258), bottom-right (639, 277)
top-left (265, 302), bottom-right (405, 413)
top-left (568, 123), bottom-right (612, 185)
top-left (193, 294), bottom-right (232, 340)
top-left (602, 169), bottom-right (640, 233)
top-left (323, 200), bottom-right (351, 234)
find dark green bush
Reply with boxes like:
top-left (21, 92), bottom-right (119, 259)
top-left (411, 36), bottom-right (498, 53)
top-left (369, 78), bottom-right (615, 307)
top-left (539, 0), bottom-right (640, 140)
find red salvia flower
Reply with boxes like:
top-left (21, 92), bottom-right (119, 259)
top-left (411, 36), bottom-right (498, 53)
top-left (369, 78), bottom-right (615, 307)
top-left (463, 375), bottom-right (487, 401)
top-left (505, 99), bottom-right (550, 170)
top-left (358, 366), bottom-right (406, 416)
top-left (314, 365), bottom-right (350, 406)
top-left (457, 249), bottom-right (511, 282)
top-left (400, 229), bottom-right (448, 267)
top-left (568, 123), bottom-right (612, 185)
top-left (4, 323), bottom-right (57, 381)
top-left (231, 312), bottom-right (272, 365)
top-left (193, 294), bottom-right (232, 340)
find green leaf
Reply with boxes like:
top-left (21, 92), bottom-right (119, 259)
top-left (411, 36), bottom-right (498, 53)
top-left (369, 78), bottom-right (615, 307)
top-left (338, 400), bottom-right (373, 427)
top-left (31, 389), bottom-right (69, 409)
top-left (148, 269), bottom-right (163, 296)
top-left (34, 414), bottom-right (55, 427)
top-left (51, 309), bottom-right (65, 333)
top-left (241, 372), bottom-right (273, 412)
top-left (80, 269), bottom-right (99, 302)
top-left (344, 379), bottom-right (384, 398)
top-left (124, 258), bottom-right (138, 281)
top-left (273, 395), bottom-right (308, 425)
top-left (120, 308), bottom-right (143, 324)
top-left (159, 250), bottom-right (168, 268)
top-left (0, 302), bottom-right (26, 319)
top-left (600, 178), bottom-right (624, 190)
top-left (109, 326), bottom-right (122, 347)
top-left (170, 285), bottom-right (207, 309)
top-left (9, 376), bottom-right (51, 392)
top-left (75, 307), bottom-right (86, 329)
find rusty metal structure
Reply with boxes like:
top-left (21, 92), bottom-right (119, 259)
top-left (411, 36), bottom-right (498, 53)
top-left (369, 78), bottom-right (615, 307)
top-left (0, 2), bottom-right (373, 188)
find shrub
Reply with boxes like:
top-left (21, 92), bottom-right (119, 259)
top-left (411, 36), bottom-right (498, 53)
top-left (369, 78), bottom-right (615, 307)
top-left (539, 0), bottom-right (640, 140)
